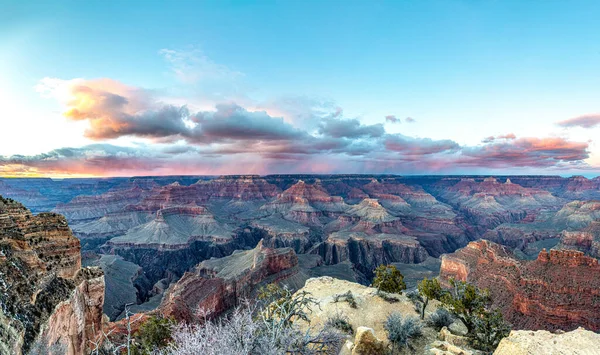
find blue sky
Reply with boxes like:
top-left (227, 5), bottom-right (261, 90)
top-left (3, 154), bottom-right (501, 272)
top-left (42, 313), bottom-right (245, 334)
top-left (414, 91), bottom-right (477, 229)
top-left (1, 0), bottom-right (600, 177)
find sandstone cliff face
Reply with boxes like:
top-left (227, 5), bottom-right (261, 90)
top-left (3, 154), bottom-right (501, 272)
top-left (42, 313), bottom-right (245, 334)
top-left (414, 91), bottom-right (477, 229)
top-left (440, 240), bottom-right (600, 331)
top-left (158, 240), bottom-right (301, 322)
top-left (0, 196), bottom-right (104, 355)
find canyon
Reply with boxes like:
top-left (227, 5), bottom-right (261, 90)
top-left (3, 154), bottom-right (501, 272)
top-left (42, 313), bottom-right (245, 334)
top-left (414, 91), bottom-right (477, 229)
top-left (0, 174), bottom-right (599, 353)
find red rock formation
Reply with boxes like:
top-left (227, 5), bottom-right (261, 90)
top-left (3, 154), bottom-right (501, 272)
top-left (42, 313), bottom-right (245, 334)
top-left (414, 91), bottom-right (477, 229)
top-left (440, 240), bottom-right (600, 331)
top-left (136, 175), bottom-right (280, 211)
top-left (0, 196), bottom-right (104, 355)
top-left (159, 240), bottom-right (300, 322)
top-left (38, 268), bottom-right (105, 355)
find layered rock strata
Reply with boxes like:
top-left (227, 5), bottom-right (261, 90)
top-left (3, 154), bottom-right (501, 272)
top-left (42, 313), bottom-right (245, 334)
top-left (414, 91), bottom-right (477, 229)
top-left (158, 240), bottom-right (302, 322)
top-left (0, 195), bottom-right (104, 355)
top-left (440, 240), bottom-right (600, 331)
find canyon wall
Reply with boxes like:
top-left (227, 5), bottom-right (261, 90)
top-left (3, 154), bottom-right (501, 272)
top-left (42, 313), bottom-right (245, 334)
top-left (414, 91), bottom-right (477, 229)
top-left (0, 196), bottom-right (104, 355)
top-left (440, 240), bottom-right (600, 331)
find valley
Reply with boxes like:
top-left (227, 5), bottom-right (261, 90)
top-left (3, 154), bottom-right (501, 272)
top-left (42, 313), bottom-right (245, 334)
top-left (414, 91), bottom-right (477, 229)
top-left (2, 174), bottom-right (600, 327)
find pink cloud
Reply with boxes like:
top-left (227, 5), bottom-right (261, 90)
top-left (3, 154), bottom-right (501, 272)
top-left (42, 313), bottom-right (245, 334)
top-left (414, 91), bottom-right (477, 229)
top-left (557, 114), bottom-right (600, 128)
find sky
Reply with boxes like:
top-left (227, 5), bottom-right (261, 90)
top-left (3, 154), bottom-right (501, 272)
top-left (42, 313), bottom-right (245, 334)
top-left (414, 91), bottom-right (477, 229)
top-left (1, 0), bottom-right (600, 177)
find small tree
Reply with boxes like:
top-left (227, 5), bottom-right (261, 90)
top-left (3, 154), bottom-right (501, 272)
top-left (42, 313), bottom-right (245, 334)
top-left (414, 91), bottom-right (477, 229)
top-left (372, 265), bottom-right (406, 294)
top-left (439, 278), bottom-right (511, 352)
top-left (471, 308), bottom-right (511, 352)
top-left (417, 277), bottom-right (445, 319)
top-left (441, 278), bottom-right (490, 333)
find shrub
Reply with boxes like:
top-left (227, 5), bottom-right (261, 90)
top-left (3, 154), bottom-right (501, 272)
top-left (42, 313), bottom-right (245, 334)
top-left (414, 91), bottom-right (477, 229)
top-left (258, 283), bottom-right (318, 328)
top-left (417, 277), bottom-right (445, 319)
top-left (438, 279), bottom-right (511, 352)
top-left (441, 278), bottom-right (490, 333)
top-left (384, 313), bottom-right (422, 351)
top-left (158, 305), bottom-right (344, 355)
top-left (405, 289), bottom-right (423, 313)
top-left (377, 291), bottom-right (400, 303)
top-left (372, 265), bottom-right (406, 294)
top-left (325, 312), bottom-right (353, 335)
top-left (333, 290), bottom-right (357, 308)
top-left (132, 315), bottom-right (174, 354)
top-left (471, 308), bottom-right (511, 352)
top-left (426, 308), bottom-right (454, 331)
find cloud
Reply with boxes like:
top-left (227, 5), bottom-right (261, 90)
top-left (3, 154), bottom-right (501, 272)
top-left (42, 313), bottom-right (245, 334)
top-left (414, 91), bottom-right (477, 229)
top-left (384, 135), bottom-right (460, 155)
top-left (189, 104), bottom-right (305, 143)
top-left (557, 114), bottom-right (600, 129)
top-left (37, 78), bottom-right (306, 144)
top-left (461, 137), bottom-right (589, 168)
top-left (481, 133), bottom-right (517, 143)
top-left (385, 115), bottom-right (400, 124)
top-left (318, 117), bottom-right (384, 138)
top-left (257, 96), bottom-right (341, 130)
top-left (37, 78), bottom-right (190, 140)
top-left (0, 145), bottom-right (164, 176)
top-left (385, 116), bottom-right (415, 124)
top-left (25, 76), bottom-right (596, 176)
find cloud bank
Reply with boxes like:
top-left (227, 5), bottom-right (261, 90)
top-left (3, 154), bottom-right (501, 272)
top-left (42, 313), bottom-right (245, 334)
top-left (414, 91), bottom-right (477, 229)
top-left (1, 77), bottom-right (594, 177)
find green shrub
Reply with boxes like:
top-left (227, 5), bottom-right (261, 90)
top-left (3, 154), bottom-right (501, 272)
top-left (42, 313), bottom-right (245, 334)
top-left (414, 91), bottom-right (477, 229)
top-left (417, 277), bottom-right (445, 319)
top-left (132, 316), bottom-right (174, 354)
top-left (438, 278), bottom-right (511, 352)
top-left (471, 308), bottom-right (511, 352)
top-left (372, 265), bottom-right (406, 294)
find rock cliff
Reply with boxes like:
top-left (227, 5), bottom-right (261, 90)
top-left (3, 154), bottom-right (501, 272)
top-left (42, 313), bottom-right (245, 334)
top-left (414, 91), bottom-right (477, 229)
top-left (0, 195), bottom-right (104, 355)
top-left (440, 240), bottom-right (600, 331)
top-left (158, 240), bottom-right (304, 322)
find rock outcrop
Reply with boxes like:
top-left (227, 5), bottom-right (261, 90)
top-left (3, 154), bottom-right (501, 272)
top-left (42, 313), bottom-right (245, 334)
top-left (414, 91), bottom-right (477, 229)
top-left (37, 268), bottom-right (105, 355)
top-left (295, 276), bottom-right (478, 355)
top-left (493, 327), bottom-right (600, 355)
top-left (0, 195), bottom-right (104, 355)
top-left (440, 240), bottom-right (600, 331)
top-left (158, 240), bottom-right (303, 322)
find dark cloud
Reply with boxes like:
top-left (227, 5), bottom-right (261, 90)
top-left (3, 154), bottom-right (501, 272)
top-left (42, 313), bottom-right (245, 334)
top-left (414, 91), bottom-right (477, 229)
top-left (318, 118), bottom-right (385, 138)
top-left (384, 135), bottom-right (460, 155)
top-left (405, 117), bottom-right (415, 123)
top-left (557, 114), bottom-right (600, 129)
top-left (189, 104), bottom-right (304, 143)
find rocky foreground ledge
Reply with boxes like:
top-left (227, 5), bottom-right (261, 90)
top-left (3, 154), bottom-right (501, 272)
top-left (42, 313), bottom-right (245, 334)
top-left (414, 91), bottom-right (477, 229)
top-left (494, 328), bottom-right (600, 355)
top-left (293, 276), bottom-right (600, 355)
